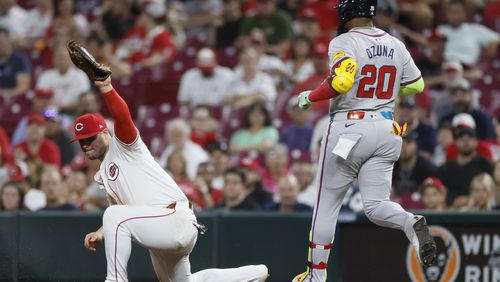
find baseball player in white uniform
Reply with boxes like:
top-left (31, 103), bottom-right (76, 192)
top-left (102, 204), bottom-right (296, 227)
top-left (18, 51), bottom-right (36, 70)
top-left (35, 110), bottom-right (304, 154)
top-left (76, 75), bottom-right (268, 282)
top-left (292, 1), bottom-right (437, 281)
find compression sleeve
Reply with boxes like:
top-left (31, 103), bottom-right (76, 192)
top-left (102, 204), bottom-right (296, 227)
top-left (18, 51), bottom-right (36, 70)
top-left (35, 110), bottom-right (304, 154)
top-left (102, 89), bottom-right (137, 144)
top-left (399, 77), bottom-right (424, 96)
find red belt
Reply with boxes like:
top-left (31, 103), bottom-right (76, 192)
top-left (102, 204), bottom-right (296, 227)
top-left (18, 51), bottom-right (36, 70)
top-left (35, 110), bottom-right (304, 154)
top-left (346, 111), bottom-right (366, 120)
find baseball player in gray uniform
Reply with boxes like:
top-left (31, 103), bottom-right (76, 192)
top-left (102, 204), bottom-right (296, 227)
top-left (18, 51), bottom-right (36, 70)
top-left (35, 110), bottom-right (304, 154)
top-left (292, 1), bottom-right (437, 281)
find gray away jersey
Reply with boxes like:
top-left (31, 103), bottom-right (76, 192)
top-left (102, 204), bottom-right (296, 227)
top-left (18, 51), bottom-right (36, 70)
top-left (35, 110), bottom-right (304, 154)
top-left (328, 27), bottom-right (421, 113)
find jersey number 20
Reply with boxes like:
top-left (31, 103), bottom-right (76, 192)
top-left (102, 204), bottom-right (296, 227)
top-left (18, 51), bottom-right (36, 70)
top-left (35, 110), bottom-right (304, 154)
top-left (356, 65), bottom-right (396, 99)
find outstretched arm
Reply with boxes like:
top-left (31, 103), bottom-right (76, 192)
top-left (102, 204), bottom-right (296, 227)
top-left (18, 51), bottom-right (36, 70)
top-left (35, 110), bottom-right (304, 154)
top-left (95, 78), bottom-right (137, 144)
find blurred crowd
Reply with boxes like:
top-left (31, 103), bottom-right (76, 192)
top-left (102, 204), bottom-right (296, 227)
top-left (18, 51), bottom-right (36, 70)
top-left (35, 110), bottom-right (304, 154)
top-left (0, 0), bottom-right (499, 214)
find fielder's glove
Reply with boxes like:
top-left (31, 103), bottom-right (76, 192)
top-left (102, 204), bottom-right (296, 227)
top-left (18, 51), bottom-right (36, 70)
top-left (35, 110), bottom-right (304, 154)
top-left (67, 40), bottom-right (112, 81)
top-left (297, 90), bottom-right (312, 110)
top-left (391, 121), bottom-right (409, 137)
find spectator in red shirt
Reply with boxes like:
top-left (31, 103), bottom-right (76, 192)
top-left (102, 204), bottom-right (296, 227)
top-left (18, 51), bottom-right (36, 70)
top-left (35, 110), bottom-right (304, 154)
top-left (13, 114), bottom-right (61, 167)
top-left (190, 105), bottom-right (220, 148)
top-left (262, 143), bottom-right (292, 194)
top-left (195, 162), bottom-right (225, 209)
top-left (114, 1), bottom-right (176, 69)
top-left (0, 126), bottom-right (12, 166)
top-left (299, 0), bottom-right (338, 36)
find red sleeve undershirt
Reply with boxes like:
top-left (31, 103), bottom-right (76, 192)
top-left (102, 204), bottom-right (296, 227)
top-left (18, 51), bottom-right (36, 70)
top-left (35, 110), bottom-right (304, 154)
top-left (102, 89), bottom-right (137, 144)
top-left (308, 75), bottom-right (341, 102)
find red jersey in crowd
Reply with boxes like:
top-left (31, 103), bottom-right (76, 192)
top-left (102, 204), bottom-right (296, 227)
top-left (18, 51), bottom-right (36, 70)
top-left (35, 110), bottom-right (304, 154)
top-left (117, 25), bottom-right (176, 64)
top-left (15, 139), bottom-right (61, 167)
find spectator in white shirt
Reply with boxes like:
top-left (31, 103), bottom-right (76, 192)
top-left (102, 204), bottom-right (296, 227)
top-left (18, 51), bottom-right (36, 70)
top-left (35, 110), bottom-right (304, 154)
top-left (235, 31), bottom-right (289, 87)
top-left (226, 48), bottom-right (277, 109)
top-left (178, 48), bottom-right (234, 108)
top-left (286, 35), bottom-right (315, 86)
top-left (159, 118), bottom-right (209, 180)
top-left (24, 0), bottom-right (54, 43)
top-left (438, 0), bottom-right (500, 66)
top-left (36, 44), bottom-right (91, 113)
top-left (0, 0), bottom-right (28, 44)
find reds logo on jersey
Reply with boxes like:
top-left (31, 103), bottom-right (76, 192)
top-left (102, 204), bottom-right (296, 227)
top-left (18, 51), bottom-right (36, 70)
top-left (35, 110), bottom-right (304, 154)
top-left (407, 226), bottom-right (460, 282)
top-left (107, 162), bottom-right (119, 181)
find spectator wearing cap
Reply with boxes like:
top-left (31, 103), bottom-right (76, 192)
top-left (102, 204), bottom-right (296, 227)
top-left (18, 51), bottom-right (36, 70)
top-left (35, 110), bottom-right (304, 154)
top-left (462, 173), bottom-right (496, 211)
top-left (39, 166), bottom-right (77, 211)
top-left (0, 27), bottom-right (31, 97)
top-left (286, 35), bottom-right (315, 86)
top-left (159, 118), bottom-right (209, 180)
top-left (438, 0), bottom-right (500, 67)
top-left (115, 1), bottom-right (176, 68)
top-left (10, 89), bottom-right (61, 147)
top-left (279, 97), bottom-right (313, 151)
top-left (43, 107), bottom-right (77, 165)
top-left (189, 105), bottom-right (220, 148)
top-left (206, 141), bottom-right (230, 189)
top-left (374, 0), bottom-right (402, 39)
top-left (183, 0), bottom-right (223, 37)
top-left (263, 175), bottom-right (312, 213)
top-left (227, 48), bottom-right (277, 110)
top-left (421, 177), bottom-right (447, 211)
top-left (14, 114), bottom-right (61, 167)
top-left (234, 31), bottom-right (289, 87)
top-left (262, 143), bottom-right (292, 194)
top-left (229, 101), bottom-right (279, 153)
top-left (292, 160), bottom-right (316, 208)
top-left (438, 115), bottom-right (493, 209)
top-left (293, 42), bottom-right (330, 111)
top-left (0, 181), bottom-right (24, 211)
top-left (439, 77), bottom-right (495, 140)
top-left (178, 48), bottom-right (234, 108)
top-left (445, 113), bottom-right (493, 162)
top-left (298, 0), bottom-right (338, 37)
top-left (35, 43), bottom-right (91, 113)
top-left (392, 130), bottom-right (437, 198)
top-left (239, 0), bottom-right (293, 57)
top-left (213, 0), bottom-right (244, 49)
top-left (239, 156), bottom-right (273, 206)
top-left (218, 167), bottom-right (259, 211)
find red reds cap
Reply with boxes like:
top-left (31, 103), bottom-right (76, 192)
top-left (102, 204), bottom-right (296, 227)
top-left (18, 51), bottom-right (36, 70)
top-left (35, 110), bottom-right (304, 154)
top-left (27, 113), bottom-right (45, 126)
top-left (35, 88), bottom-right (54, 98)
top-left (421, 177), bottom-right (446, 194)
top-left (300, 8), bottom-right (318, 21)
top-left (70, 113), bottom-right (108, 142)
top-left (239, 157), bottom-right (262, 173)
top-left (7, 162), bottom-right (28, 182)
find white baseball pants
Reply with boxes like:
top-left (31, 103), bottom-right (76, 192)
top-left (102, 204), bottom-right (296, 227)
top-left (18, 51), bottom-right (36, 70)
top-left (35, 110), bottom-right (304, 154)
top-left (102, 204), bottom-right (268, 282)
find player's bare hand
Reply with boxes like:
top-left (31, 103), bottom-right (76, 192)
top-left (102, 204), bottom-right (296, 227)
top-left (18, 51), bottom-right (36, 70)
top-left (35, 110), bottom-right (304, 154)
top-left (84, 231), bottom-right (104, 252)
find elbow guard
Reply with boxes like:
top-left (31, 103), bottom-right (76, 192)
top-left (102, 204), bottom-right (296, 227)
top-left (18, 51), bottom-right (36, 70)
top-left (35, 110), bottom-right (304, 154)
top-left (330, 57), bottom-right (357, 93)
